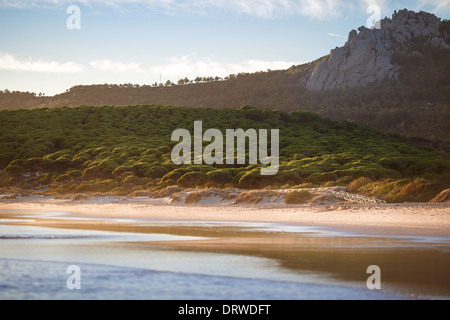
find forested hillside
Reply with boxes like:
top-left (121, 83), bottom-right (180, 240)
top-left (1, 105), bottom-right (449, 203)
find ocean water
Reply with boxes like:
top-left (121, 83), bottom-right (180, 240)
top-left (0, 258), bottom-right (411, 300)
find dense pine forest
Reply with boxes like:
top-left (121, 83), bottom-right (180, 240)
top-left (0, 105), bottom-right (449, 203)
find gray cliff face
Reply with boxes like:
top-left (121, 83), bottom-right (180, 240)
top-left (306, 10), bottom-right (449, 91)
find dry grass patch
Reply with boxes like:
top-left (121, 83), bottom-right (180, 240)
top-left (284, 190), bottom-right (313, 204)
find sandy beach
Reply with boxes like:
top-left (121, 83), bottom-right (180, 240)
top-left (1, 199), bottom-right (450, 299)
top-left (1, 200), bottom-right (449, 237)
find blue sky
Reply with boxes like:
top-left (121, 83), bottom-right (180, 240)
top-left (0, 0), bottom-right (449, 95)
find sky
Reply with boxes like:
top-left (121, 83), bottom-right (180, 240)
top-left (0, 0), bottom-right (449, 96)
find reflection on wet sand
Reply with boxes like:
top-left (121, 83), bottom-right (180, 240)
top-left (153, 233), bottom-right (450, 298)
top-left (1, 210), bottom-right (449, 299)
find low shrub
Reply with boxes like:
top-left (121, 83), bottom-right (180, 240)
top-left (122, 175), bottom-right (143, 186)
top-left (284, 190), bottom-right (313, 204)
top-left (67, 170), bottom-right (82, 178)
top-left (349, 177), bottom-right (373, 193)
top-left (177, 172), bottom-right (208, 188)
top-left (75, 179), bottom-right (118, 193)
top-left (54, 174), bottom-right (71, 183)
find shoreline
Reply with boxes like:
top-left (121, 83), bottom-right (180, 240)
top-left (1, 200), bottom-right (449, 237)
top-left (1, 199), bottom-right (450, 300)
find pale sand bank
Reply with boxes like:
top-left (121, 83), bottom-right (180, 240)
top-left (1, 200), bottom-right (449, 237)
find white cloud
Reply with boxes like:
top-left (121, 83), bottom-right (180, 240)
top-left (0, 51), bottom-right (144, 74)
top-left (179, 0), bottom-right (346, 19)
top-left (415, 0), bottom-right (450, 12)
top-left (0, 51), bottom-right (298, 80)
top-left (152, 55), bottom-right (300, 80)
top-left (2, 0), bottom-right (450, 18)
top-left (0, 51), bottom-right (84, 73)
top-left (296, 0), bottom-right (345, 19)
top-left (0, 0), bottom-right (370, 19)
top-left (230, 59), bottom-right (301, 72)
top-left (90, 59), bottom-right (144, 73)
top-left (363, 0), bottom-right (388, 9)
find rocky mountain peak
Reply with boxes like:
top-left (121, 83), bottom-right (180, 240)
top-left (306, 9), bottom-right (450, 91)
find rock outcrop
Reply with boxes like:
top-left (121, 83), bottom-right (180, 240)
top-left (306, 9), bottom-right (450, 90)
